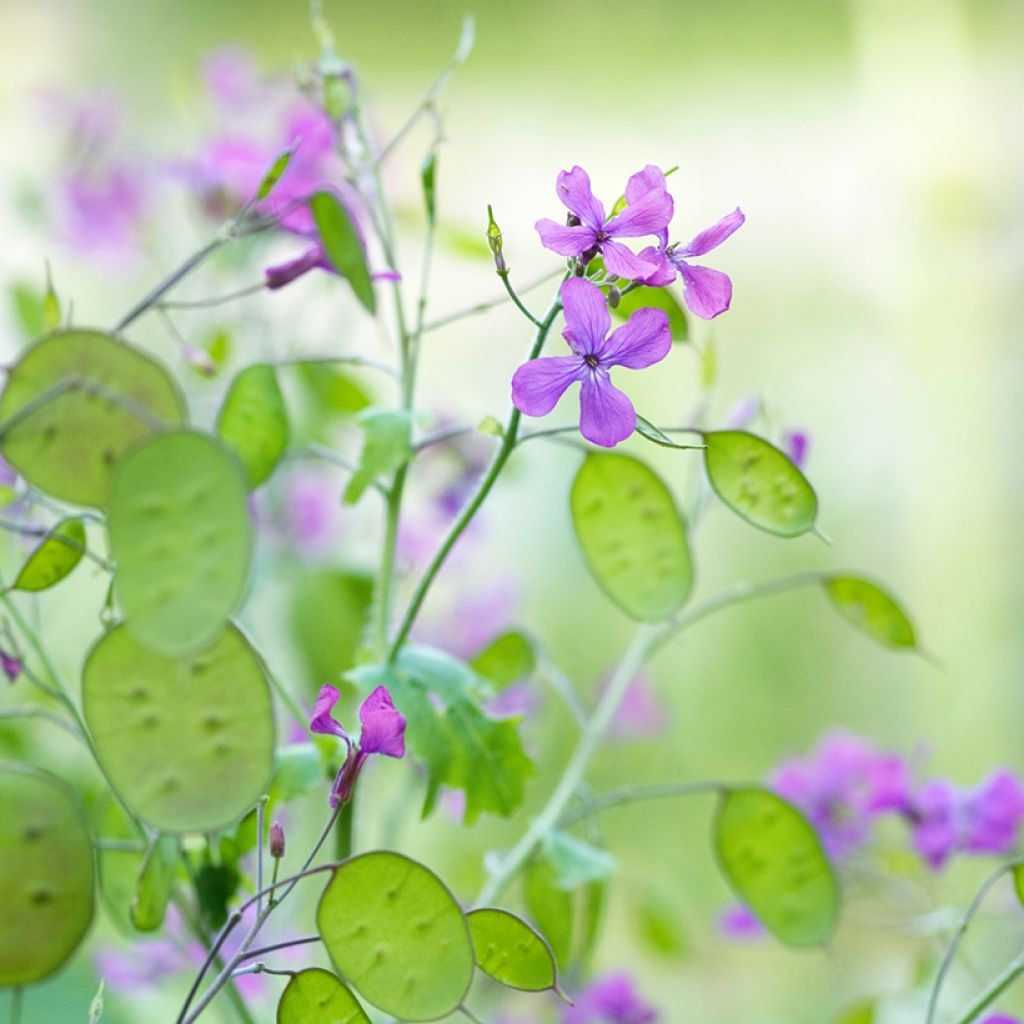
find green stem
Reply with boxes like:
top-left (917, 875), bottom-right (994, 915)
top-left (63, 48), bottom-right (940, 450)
top-left (559, 780), bottom-right (722, 826)
top-left (423, 267), bottom-right (563, 334)
top-left (948, 952), bottom-right (1024, 1024)
top-left (497, 271), bottom-right (542, 327)
top-left (335, 794), bottom-right (355, 860)
top-left (9, 988), bottom-right (21, 1024)
top-left (476, 624), bottom-right (658, 906)
top-left (387, 287), bottom-right (565, 661)
top-left (0, 706), bottom-right (82, 741)
top-left (266, 669), bottom-right (317, 744)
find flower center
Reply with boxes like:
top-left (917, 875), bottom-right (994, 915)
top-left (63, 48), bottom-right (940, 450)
top-left (583, 353), bottom-right (601, 369)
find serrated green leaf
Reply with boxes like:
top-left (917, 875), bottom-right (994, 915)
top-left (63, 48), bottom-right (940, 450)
top-left (217, 364), bottom-right (289, 488)
top-left (823, 576), bottom-right (917, 650)
top-left (0, 329), bottom-right (186, 507)
top-left (634, 416), bottom-right (703, 451)
top-left (713, 786), bottom-right (838, 948)
top-left (311, 190), bottom-right (376, 314)
top-left (256, 146), bottom-right (295, 201)
top-left (317, 851), bottom-right (474, 1021)
top-left (703, 430), bottom-right (818, 537)
top-left (277, 968), bottom-right (370, 1024)
top-left (468, 908), bottom-right (558, 992)
top-left (0, 763), bottom-right (95, 985)
top-left (524, 859), bottom-right (573, 972)
top-left (343, 409), bottom-right (412, 505)
top-left (543, 831), bottom-right (617, 890)
top-left (130, 835), bottom-right (178, 932)
top-left (108, 430), bottom-right (252, 657)
top-left (11, 517), bottom-right (87, 592)
top-left (469, 631), bottom-right (535, 690)
top-left (571, 452), bottom-right (693, 621)
top-left (350, 645), bottom-right (533, 822)
top-left (82, 623), bottom-right (275, 833)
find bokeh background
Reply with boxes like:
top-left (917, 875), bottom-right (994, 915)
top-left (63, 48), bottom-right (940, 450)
top-left (2, 0), bottom-right (1023, 1021)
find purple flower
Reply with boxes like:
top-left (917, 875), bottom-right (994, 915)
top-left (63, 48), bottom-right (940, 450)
top-left (1, 651), bottom-right (22, 684)
top-left (783, 429), bottom-right (810, 469)
top-left (607, 673), bottom-right (667, 740)
top-left (771, 731), bottom-right (911, 860)
top-left (535, 166), bottom-right (673, 280)
top-left (981, 1016), bottom-right (1022, 1024)
top-left (718, 904), bottom-right (765, 942)
top-left (310, 684), bottom-right (406, 807)
top-left (562, 972), bottom-right (658, 1024)
top-left (511, 278), bottom-right (671, 447)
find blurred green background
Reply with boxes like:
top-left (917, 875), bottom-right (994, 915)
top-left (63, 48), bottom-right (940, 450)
top-left (2, 0), bottom-right (1024, 1021)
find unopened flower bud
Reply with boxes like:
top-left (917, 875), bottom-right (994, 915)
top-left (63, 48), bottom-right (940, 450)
top-left (269, 821), bottom-right (285, 859)
top-left (608, 285), bottom-right (621, 309)
top-left (182, 346), bottom-right (217, 378)
top-left (1, 650), bottom-right (22, 684)
top-left (486, 204), bottom-right (507, 275)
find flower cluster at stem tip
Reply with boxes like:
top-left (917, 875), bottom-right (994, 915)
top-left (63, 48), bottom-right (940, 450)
top-left (513, 165), bottom-right (744, 447)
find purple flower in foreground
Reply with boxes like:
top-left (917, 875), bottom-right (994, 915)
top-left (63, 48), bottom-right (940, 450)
top-left (310, 684), bottom-right (406, 807)
top-left (563, 972), bottom-right (658, 1024)
top-left (535, 166), bottom-right (673, 280)
top-left (511, 278), bottom-right (671, 447)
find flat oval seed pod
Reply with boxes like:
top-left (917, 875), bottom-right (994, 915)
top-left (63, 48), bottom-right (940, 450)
top-left (823, 576), bottom-right (917, 649)
top-left (277, 968), bottom-right (371, 1024)
top-left (216, 363), bottom-right (289, 488)
top-left (82, 622), bottom-right (275, 833)
top-left (10, 517), bottom-right (87, 592)
top-left (0, 763), bottom-right (95, 985)
top-left (0, 329), bottom-right (185, 507)
top-left (467, 908), bottom-right (558, 992)
top-left (317, 851), bottom-right (474, 1021)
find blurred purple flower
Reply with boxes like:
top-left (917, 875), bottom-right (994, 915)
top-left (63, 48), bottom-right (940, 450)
top-left (563, 972), bottom-right (658, 1024)
top-left (718, 904), bottom-right (765, 942)
top-left (607, 673), bottom-right (667, 740)
top-left (783, 429), bottom-right (810, 469)
top-left (512, 277), bottom-right (671, 447)
top-left (283, 468), bottom-right (342, 556)
top-left (310, 684), bottom-right (406, 807)
top-left (723, 394), bottom-right (760, 430)
top-left (980, 1016), bottom-right (1022, 1024)
top-left (1, 651), bottom-right (22, 684)
top-left (535, 165), bottom-right (673, 279)
top-left (771, 731), bottom-right (911, 860)
top-left (203, 46), bottom-right (262, 110)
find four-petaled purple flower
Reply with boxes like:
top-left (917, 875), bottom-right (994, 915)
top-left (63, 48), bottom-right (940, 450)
top-left (310, 684), bottom-right (406, 807)
top-left (535, 166), bottom-right (674, 280)
top-left (511, 278), bottom-right (671, 448)
top-left (562, 972), bottom-right (658, 1024)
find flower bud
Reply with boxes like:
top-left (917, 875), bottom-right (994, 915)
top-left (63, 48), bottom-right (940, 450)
top-left (608, 285), bottom-right (621, 309)
top-left (486, 204), bottom-right (508, 275)
top-left (1, 650), bottom-right (22, 684)
top-left (269, 821), bottom-right (285, 859)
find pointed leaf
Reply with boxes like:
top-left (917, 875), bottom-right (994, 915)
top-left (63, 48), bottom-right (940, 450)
top-left (130, 835), bottom-right (178, 932)
top-left (823, 576), bottom-right (917, 650)
top-left (634, 416), bottom-right (703, 451)
top-left (107, 430), bottom-right (252, 657)
top-left (343, 409), bottom-right (412, 505)
top-left (317, 851), bottom-right (474, 1021)
top-left (703, 431), bottom-right (817, 537)
top-left (469, 631), bottom-right (536, 690)
top-left (11, 517), bottom-right (87, 592)
top-left (713, 786), bottom-right (838, 948)
top-left (468, 908), bottom-right (558, 992)
top-left (311, 190), bottom-right (376, 314)
top-left (256, 146), bottom-right (295, 201)
top-left (571, 452), bottom-right (693, 621)
top-left (217, 364), bottom-right (289, 488)
top-left (277, 968), bottom-right (371, 1024)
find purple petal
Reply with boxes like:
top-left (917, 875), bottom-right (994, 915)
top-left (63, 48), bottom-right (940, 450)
top-left (678, 207), bottom-right (745, 257)
top-left (265, 245), bottom-right (327, 290)
top-left (534, 219), bottom-right (597, 258)
top-left (636, 246), bottom-right (676, 287)
top-left (782, 430), bottom-right (810, 470)
top-left (579, 370), bottom-right (636, 448)
top-left (555, 166), bottom-right (605, 230)
top-left (372, 268), bottom-right (401, 282)
top-left (600, 307), bottom-right (671, 370)
top-left (676, 261), bottom-right (733, 319)
top-left (624, 164), bottom-right (667, 205)
top-left (310, 684), bottom-right (350, 742)
top-left (358, 685), bottom-right (406, 758)
top-left (512, 356), bottom-right (584, 417)
top-left (601, 240), bottom-right (657, 281)
top-left (604, 188), bottom-right (674, 238)
top-left (560, 277), bottom-right (610, 355)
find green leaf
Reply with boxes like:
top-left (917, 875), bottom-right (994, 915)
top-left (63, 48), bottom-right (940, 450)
top-left (477, 415), bottom-right (503, 438)
top-left (108, 430), bottom-right (252, 657)
top-left (543, 831), bottom-right (617, 890)
top-left (93, 796), bottom-right (144, 935)
top-left (195, 861), bottom-right (240, 931)
top-left (297, 362), bottom-right (372, 418)
top-left (317, 851), bottom-right (474, 1021)
top-left (343, 409), bottom-right (412, 505)
top-left (0, 762), bottom-right (95, 985)
top-left (217, 364), bottom-right (289, 488)
top-left (612, 284), bottom-right (688, 342)
top-left (467, 908), bottom-right (558, 992)
top-left (82, 622), bottom-right (275, 833)
top-left (523, 859), bottom-right (573, 971)
top-left (11, 517), bottom-right (87, 592)
top-left (42, 264), bottom-right (61, 331)
top-left (703, 430), bottom-right (818, 538)
top-left (10, 282), bottom-right (46, 338)
top-left (277, 968), bottom-right (371, 1024)
top-left (0, 329), bottom-right (186, 507)
top-left (576, 878), bottom-right (606, 972)
top-left (351, 645), bottom-right (533, 822)
top-left (421, 152), bottom-right (437, 226)
top-left (1014, 863), bottom-right (1024, 907)
top-left (634, 416), bottom-right (703, 451)
top-left (823, 576), bottom-right (917, 650)
top-left (289, 569), bottom-right (373, 691)
top-left (469, 631), bottom-right (536, 690)
top-left (311, 190), bottom-right (376, 314)
top-left (130, 835), bottom-right (178, 932)
top-left (271, 743), bottom-right (327, 803)
top-left (712, 786), bottom-right (838, 948)
top-left (570, 452), bottom-right (693, 621)
top-left (834, 1002), bottom-right (875, 1024)
top-left (256, 145), bottom-right (295, 201)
